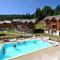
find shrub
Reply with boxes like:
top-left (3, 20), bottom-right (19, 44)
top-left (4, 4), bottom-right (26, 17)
top-left (33, 29), bottom-right (44, 33)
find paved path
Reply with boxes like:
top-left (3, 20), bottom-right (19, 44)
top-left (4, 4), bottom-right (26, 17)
top-left (10, 46), bottom-right (60, 60)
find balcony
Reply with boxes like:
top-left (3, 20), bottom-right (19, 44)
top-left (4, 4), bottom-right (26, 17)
top-left (51, 17), bottom-right (57, 25)
top-left (51, 22), bottom-right (56, 25)
top-left (51, 25), bottom-right (56, 29)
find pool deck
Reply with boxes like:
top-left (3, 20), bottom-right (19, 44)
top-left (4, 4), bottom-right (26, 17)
top-left (10, 45), bottom-right (60, 60)
top-left (0, 37), bottom-right (60, 60)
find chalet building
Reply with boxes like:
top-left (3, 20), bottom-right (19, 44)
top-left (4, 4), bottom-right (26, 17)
top-left (12, 19), bottom-right (21, 30)
top-left (19, 19), bottom-right (36, 33)
top-left (0, 19), bottom-right (36, 33)
top-left (0, 21), bottom-right (4, 30)
top-left (44, 15), bottom-right (60, 36)
top-left (3, 21), bottom-right (13, 29)
top-left (0, 21), bottom-right (14, 30)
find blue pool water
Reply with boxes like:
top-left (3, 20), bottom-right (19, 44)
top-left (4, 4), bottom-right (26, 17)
top-left (0, 39), bottom-right (52, 60)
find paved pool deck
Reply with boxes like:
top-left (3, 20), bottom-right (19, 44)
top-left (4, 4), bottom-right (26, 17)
top-left (10, 45), bottom-right (60, 60)
top-left (0, 38), bottom-right (60, 60)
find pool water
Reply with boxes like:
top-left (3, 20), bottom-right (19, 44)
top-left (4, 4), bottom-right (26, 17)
top-left (0, 39), bottom-right (52, 60)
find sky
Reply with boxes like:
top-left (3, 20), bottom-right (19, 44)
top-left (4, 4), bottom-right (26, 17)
top-left (0, 0), bottom-right (60, 14)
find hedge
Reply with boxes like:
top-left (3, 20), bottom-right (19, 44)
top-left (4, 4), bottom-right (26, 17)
top-left (33, 29), bottom-right (44, 33)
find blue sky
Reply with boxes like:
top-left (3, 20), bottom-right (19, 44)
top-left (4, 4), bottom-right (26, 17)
top-left (0, 0), bottom-right (60, 14)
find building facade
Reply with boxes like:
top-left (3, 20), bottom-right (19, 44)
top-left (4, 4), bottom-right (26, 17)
top-left (20, 19), bottom-right (36, 33)
top-left (0, 19), bottom-right (36, 33)
top-left (44, 15), bottom-right (60, 36)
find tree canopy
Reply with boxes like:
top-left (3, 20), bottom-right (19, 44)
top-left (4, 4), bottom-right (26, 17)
top-left (0, 5), bottom-right (60, 21)
top-left (42, 6), bottom-right (54, 16)
top-left (54, 5), bottom-right (60, 15)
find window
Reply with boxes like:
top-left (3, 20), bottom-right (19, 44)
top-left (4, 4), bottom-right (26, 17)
top-left (45, 19), bottom-right (50, 25)
top-left (51, 17), bottom-right (56, 22)
top-left (52, 30), bottom-right (56, 34)
top-left (52, 25), bottom-right (56, 28)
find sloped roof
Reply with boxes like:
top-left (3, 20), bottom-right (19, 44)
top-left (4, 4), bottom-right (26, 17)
top-left (4, 20), bottom-right (11, 23)
top-left (0, 21), bottom-right (4, 24)
top-left (12, 19), bottom-right (21, 22)
top-left (0, 19), bottom-right (36, 24)
top-left (44, 15), bottom-right (60, 20)
top-left (20, 19), bottom-right (36, 23)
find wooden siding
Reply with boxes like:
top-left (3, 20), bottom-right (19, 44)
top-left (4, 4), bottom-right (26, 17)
top-left (45, 19), bottom-right (60, 31)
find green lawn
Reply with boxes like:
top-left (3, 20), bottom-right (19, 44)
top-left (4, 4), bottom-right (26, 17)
top-left (0, 30), bottom-right (26, 35)
top-left (0, 31), bottom-right (3, 34)
top-left (0, 30), bottom-right (17, 34)
top-left (35, 21), bottom-right (45, 29)
top-left (0, 30), bottom-right (26, 39)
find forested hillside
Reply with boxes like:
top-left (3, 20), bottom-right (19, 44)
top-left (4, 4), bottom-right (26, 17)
top-left (0, 5), bottom-right (60, 21)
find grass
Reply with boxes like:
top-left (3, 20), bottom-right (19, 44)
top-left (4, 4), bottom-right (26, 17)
top-left (35, 21), bottom-right (45, 29)
top-left (0, 32), bottom-right (3, 34)
top-left (0, 30), bottom-right (26, 34)
top-left (0, 30), bottom-right (26, 39)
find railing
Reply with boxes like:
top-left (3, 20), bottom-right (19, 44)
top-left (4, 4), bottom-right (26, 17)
top-left (51, 23), bottom-right (56, 25)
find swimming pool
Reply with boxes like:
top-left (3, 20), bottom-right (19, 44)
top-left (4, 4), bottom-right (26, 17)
top-left (0, 39), bottom-right (52, 60)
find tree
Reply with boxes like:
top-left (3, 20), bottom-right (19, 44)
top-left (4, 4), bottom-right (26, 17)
top-left (27, 13), bottom-right (31, 19)
top-left (35, 8), bottom-right (44, 21)
top-left (42, 6), bottom-right (54, 16)
top-left (31, 14), bottom-right (36, 19)
top-left (54, 5), bottom-right (60, 15)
